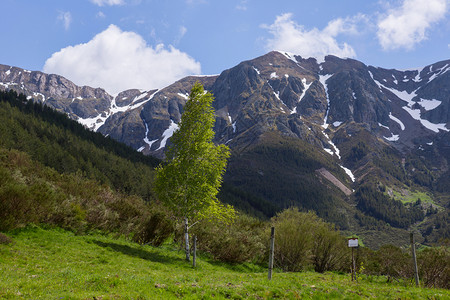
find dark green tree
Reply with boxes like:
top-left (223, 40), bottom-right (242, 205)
top-left (154, 82), bottom-right (234, 261)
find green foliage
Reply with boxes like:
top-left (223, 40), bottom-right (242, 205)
top-left (269, 208), bottom-right (348, 273)
top-left (372, 147), bottom-right (406, 183)
top-left (0, 89), bottom-right (158, 200)
top-left (155, 82), bottom-right (233, 222)
top-left (0, 148), bottom-right (172, 244)
top-left (189, 213), bottom-right (266, 263)
top-left (405, 156), bottom-right (434, 187)
top-left (419, 210), bottom-right (450, 245)
top-left (221, 133), bottom-right (351, 228)
top-left (371, 244), bottom-right (412, 280)
top-left (417, 246), bottom-right (450, 289)
top-left (348, 141), bottom-right (369, 163)
top-left (133, 205), bottom-right (175, 247)
top-left (358, 243), bottom-right (450, 289)
top-left (355, 185), bottom-right (424, 228)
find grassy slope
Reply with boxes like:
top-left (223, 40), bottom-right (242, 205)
top-left (1, 227), bottom-right (448, 299)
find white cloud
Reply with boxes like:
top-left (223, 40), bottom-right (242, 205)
top-left (43, 25), bottom-right (201, 95)
top-left (262, 13), bottom-right (362, 62)
top-left (57, 11), bottom-right (72, 30)
top-left (174, 26), bottom-right (187, 44)
top-left (236, 0), bottom-right (248, 11)
top-left (96, 11), bottom-right (106, 19)
top-left (90, 0), bottom-right (124, 6)
top-left (377, 0), bottom-right (448, 50)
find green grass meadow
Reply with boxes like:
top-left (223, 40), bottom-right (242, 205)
top-left (0, 226), bottom-right (448, 299)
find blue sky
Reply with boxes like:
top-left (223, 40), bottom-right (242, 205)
top-left (1, 0), bottom-right (449, 94)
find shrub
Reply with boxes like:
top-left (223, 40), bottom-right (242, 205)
top-left (268, 208), bottom-right (347, 272)
top-left (133, 204), bottom-right (175, 247)
top-left (417, 246), bottom-right (450, 289)
top-left (190, 213), bottom-right (266, 263)
top-left (311, 224), bottom-right (347, 273)
top-left (362, 244), bottom-right (412, 282)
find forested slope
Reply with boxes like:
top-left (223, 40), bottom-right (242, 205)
top-left (0, 90), bottom-right (159, 199)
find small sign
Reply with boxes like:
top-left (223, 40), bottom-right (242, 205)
top-left (348, 238), bottom-right (358, 248)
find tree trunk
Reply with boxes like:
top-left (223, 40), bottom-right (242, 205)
top-left (184, 217), bottom-right (190, 261)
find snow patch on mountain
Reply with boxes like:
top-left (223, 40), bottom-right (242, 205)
top-left (384, 133), bottom-right (400, 141)
top-left (157, 120), bottom-right (179, 150)
top-left (319, 74), bottom-right (332, 129)
top-left (402, 106), bottom-right (449, 132)
top-left (417, 98), bottom-right (442, 111)
top-left (140, 121), bottom-right (157, 152)
top-left (413, 68), bottom-right (423, 82)
top-left (267, 81), bottom-right (288, 112)
top-left (291, 78), bottom-right (312, 115)
top-left (322, 132), bottom-right (341, 159)
top-left (33, 92), bottom-right (46, 102)
top-left (177, 92), bottom-right (189, 100)
top-left (78, 90), bottom-right (157, 132)
top-left (77, 115), bottom-right (103, 131)
top-left (277, 51), bottom-right (300, 64)
top-left (340, 165), bottom-right (355, 182)
top-left (389, 113), bottom-right (405, 130)
top-left (370, 76), bottom-right (449, 133)
top-left (227, 112), bottom-right (237, 133)
top-left (428, 64), bottom-right (449, 83)
top-left (299, 78), bottom-right (312, 103)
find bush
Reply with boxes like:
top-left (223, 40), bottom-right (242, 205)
top-left (190, 213), bottom-right (266, 263)
top-left (360, 244), bottom-right (412, 282)
top-left (0, 148), bottom-right (174, 243)
top-left (418, 246), bottom-right (450, 289)
top-left (133, 204), bottom-right (175, 247)
top-left (312, 224), bottom-right (348, 273)
top-left (269, 208), bottom-right (347, 272)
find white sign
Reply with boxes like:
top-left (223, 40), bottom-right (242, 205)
top-left (348, 238), bottom-right (358, 248)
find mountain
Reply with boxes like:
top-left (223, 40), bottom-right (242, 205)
top-left (1, 52), bottom-right (449, 247)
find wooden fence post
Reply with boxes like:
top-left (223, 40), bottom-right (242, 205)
top-left (410, 232), bottom-right (419, 287)
top-left (193, 235), bottom-right (197, 268)
top-left (185, 218), bottom-right (190, 262)
top-left (268, 226), bottom-right (275, 280)
top-left (351, 247), bottom-right (355, 281)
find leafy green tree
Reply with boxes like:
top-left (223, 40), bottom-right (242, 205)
top-left (155, 82), bottom-right (234, 261)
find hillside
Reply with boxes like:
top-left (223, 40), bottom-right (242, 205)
top-left (0, 90), bottom-right (159, 199)
top-left (1, 226), bottom-right (448, 299)
top-left (0, 90), bottom-right (176, 243)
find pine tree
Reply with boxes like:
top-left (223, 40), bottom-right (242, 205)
top-left (154, 82), bottom-right (234, 261)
